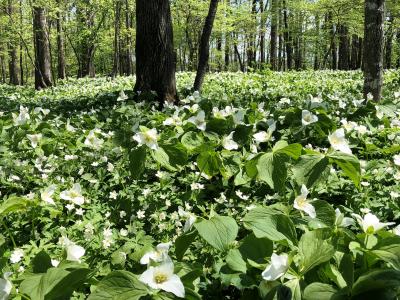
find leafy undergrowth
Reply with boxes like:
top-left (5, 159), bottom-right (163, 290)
top-left (0, 70), bottom-right (400, 299)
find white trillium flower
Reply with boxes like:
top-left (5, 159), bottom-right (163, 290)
top-left (60, 183), bottom-right (85, 206)
top-left (0, 272), bottom-right (12, 300)
top-left (178, 206), bottom-right (197, 232)
top-left (27, 134), bottom-right (42, 148)
top-left (117, 90), bottom-right (128, 101)
top-left (328, 128), bottom-right (352, 155)
top-left (10, 249), bottom-right (24, 264)
top-left (393, 225), bottom-right (400, 236)
top-left (253, 131), bottom-right (272, 144)
top-left (84, 130), bottom-right (104, 149)
top-left (351, 212), bottom-right (395, 234)
top-left (12, 105), bottom-right (30, 126)
top-left (394, 155), bottom-right (400, 167)
top-left (222, 132), bottom-right (239, 150)
top-left (261, 253), bottom-right (289, 281)
top-left (335, 208), bottom-right (354, 228)
top-left (140, 242), bottom-right (172, 265)
top-left (133, 128), bottom-right (159, 150)
top-left (41, 185), bottom-right (57, 205)
top-left (66, 244), bottom-right (85, 262)
top-left (187, 110), bottom-right (206, 131)
top-left (294, 185), bottom-right (316, 218)
top-left (301, 110), bottom-right (318, 126)
top-left (139, 261), bottom-right (185, 298)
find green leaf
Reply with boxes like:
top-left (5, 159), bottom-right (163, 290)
top-left (128, 146), bottom-right (146, 179)
top-left (0, 196), bottom-right (29, 216)
top-left (226, 249), bottom-right (247, 273)
top-left (238, 233), bottom-right (273, 264)
top-left (196, 151), bottom-right (222, 176)
top-left (243, 207), bottom-right (297, 246)
top-left (293, 154), bottom-right (330, 187)
top-left (352, 269), bottom-right (400, 295)
top-left (181, 131), bottom-right (204, 152)
top-left (257, 152), bottom-right (288, 191)
top-left (338, 253), bottom-right (354, 289)
top-left (152, 147), bottom-right (177, 171)
top-left (298, 230), bottom-right (335, 274)
top-left (273, 142), bottom-right (302, 159)
top-left (194, 215), bottom-right (238, 252)
top-left (328, 152), bottom-right (361, 187)
top-left (32, 251), bottom-right (52, 274)
top-left (312, 200), bottom-right (336, 227)
top-left (303, 283), bottom-right (346, 300)
top-left (284, 279), bottom-right (301, 300)
top-left (162, 143), bottom-right (188, 169)
top-left (175, 230), bottom-right (198, 261)
top-left (88, 271), bottom-right (149, 300)
top-left (371, 236), bottom-right (400, 270)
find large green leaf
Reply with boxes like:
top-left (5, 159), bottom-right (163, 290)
top-left (293, 154), bottom-right (330, 187)
top-left (352, 269), bottom-right (400, 296)
top-left (175, 230), bottom-right (198, 261)
top-left (298, 230), bottom-right (335, 274)
top-left (194, 215), bottom-right (238, 252)
top-left (371, 236), bottom-right (400, 270)
top-left (328, 152), bottom-right (361, 187)
top-left (181, 131), bottom-right (204, 152)
top-left (88, 271), bottom-right (149, 300)
top-left (196, 151), bottom-right (222, 176)
top-left (0, 196), bottom-right (29, 216)
top-left (303, 283), bottom-right (346, 300)
top-left (128, 146), bottom-right (146, 179)
top-left (256, 152), bottom-right (288, 191)
top-left (243, 207), bottom-right (297, 246)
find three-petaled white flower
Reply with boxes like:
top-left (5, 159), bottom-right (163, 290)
top-left (139, 261), bottom-right (185, 298)
top-left (140, 242), bottom-right (172, 265)
top-left (27, 134), bottom-right (42, 148)
top-left (222, 132), bottom-right (239, 150)
top-left (133, 128), bottom-right (159, 150)
top-left (187, 110), bottom-right (206, 131)
top-left (301, 110), bottom-right (318, 126)
top-left (351, 212), bottom-right (395, 234)
top-left (66, 244), bottom-right (85, 262)
top-left (117, 90), bottom-right (128, 101)
top-left (84, 130), bottom-right (104, 149)
top-left (41, 185), bottom-right (57, 205)
top-left (178, 207), bottom-right (197, 232)
top-left (0, 272), bottom-right (12, 300)
top-left (60, 183), bottom-right (85, 206)
top-left (335, 208), bottom-right (354, 228)
top-left (294, 185), bottom-right (316, 218)
top-left (328, 128), bottom-right (352, 154)
top-left (261, 253), bottom-right (289, 281)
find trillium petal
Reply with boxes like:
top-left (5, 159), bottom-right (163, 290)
top-left (159, 274), bottom-right (185, 298)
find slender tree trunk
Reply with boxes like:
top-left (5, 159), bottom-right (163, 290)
top-left (270, 0), bottom-right (278, 70)
top-left (314, 14), bottom-right (320, 70)
top-left (328, 13), bottom-right (337, 70)
top-left (33, 6), bottom-right (52, 89)
top-left (224, 33), bottom-right (230, 70)
top-left (350, 35), bottom-right (358, 70)
top-left (283, 0), bottom-right (292, 70)
top-left (259, 0), bottom-right (265, 64)
top-left (7, 0), bottom-right (20, 85)
top-left (338, 24), bottom-right (350, 70)
top-left (246, 0), bottom-right (257, 68)
top-left (0, 45), bottom-right (6, 83)
top-left (124, 0), bottom-right (133, 75)
top-left (113, 0), bottom-right (121, 76)
top-left (357, 37), bottom-right (363, 69)
top-left (216, 36), bottom-right (222, 71)
top-left (193, 0), bottom-right (219, 92)
top-left (384, 13), bottom-right (393, 69)
top-left (19, 0), bottom-right (23, 85)
top-left (135, 0), bottom-right (178, 103)
top-left (56, 0), bottom-right (66, 79)
top-left (363, 0), bottom-right (385, 102)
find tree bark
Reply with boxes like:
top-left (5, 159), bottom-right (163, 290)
top-left (224, 33), bottom-right (230, 70)
top-left (193, 0), bottom-right (219, 92)
top-left (123, 0), bottom-right (133, 75)
top-left (135, 0), bottom-right (178, 103)
top-left (283, 0), bottom-right (292, 70)
top-left (113, 0), bottom-right (121, 76)
top-left (0, 45), bottom-right (6, 83)
top-left (270, 0), bottom-right (278, 70)
top-left (328, 13), bottom-right (337, 70)
top-left (314, 14), bottom-right (320, 70)
top-left (56, 0), bottom-right (66, 79)
top-left (338, 24), bottom-right (350, 70)
top-left (7, 0), bottom-right (20, 85)
top-left (33, 6), bottom-right (52, 90)
top-left (363, 0), bottom-right (385, 102)
top-left (259, 0), bottom-right (265, 64)
top-left (350, 35), bottom-right (359, 70)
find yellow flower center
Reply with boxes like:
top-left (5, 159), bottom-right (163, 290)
top-left (154, 272), bottom-right (168, 284)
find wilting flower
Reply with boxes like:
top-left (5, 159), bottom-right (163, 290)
top-left (27, 134), bottom-right (42, 148)
top-left (261, 253), bottom-right (289, 281)
top-left (335, 208), bottom-right (354, 228)
top-left (140, 242), bottom-right (172, 265)
top-left (10, 249), bottom-right (24, 264)
top-left (301, 110), bottom-right (318, 126)
top-left (222, 132), bottom-right (239, 150)
top-left (328, 128), bottom-right (352, 154)
top-left (41, 185), bottom-right (57, 205)
top-left (351, 212), bottom-right (395, 234)
top-left (178, 207), bottom-right (197, 232)
top-left (60, 183), bottom-right (85, 206)
top-left (0, 272), bottom-right (12, 300)
top-left (66, 244), bottom-right (85, 262)
top-left (294, 185), bottom-right (316, 218)
top-left (187, 110), bottom-right (206, 131)
top-left (133, 128), bottom-right (159, 150)
top-left (139, 261), bottom-right (185, 298)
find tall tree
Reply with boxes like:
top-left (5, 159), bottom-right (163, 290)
top-left (363, 0), bottom-right (385, 102)
top-left (7, 0), bottom-right (19, 85)
top-left (113, 0), bottom-right (121, 76)
top-left (282, 0), bottom-right (292, 70)
top-left (270, 0), bottom-right (278, 70)
top-left (135, 0), bottom-right (178, 103)
top-left (33, 5), bottom-right (52, 89)
top-left (193, 0), bottom-right (219, 92)
top-left (56, 0), bottom-right (66, 79)
top-left (338, 24), bottom-right (350, 70)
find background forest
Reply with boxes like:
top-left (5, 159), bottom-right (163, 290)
top-left (0, 0), bottom-right (400, 85)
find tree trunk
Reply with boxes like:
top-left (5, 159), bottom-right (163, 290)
top-left (338, 24), bottom-right (350, 70)
top-left (283, 0), bottom-right (292, 70)
top-left (328, 13), bottom-right (337, 70)
top-left (7, 0), bottom-right (20, 85)
top-left (33, 6), bottom-right (52, 90)
top-left (135, 0), bottom-right (178, 103)
top-left (0, 45), bottom-right (6, 83)
top-left (247, 0), bottom-right (257, 69)
top-left (314, 14), bottom-right (320, 70)
top-left (193, 0), bottom-right (219, 92)
top-left (350, 35), bottom-right (359, 70)
top-left (56, 0), bottom-right (66, 79)
top-left (270, 0), bottom-right (278, 70)
top-left (363, 0), bottom-right (385, 102)
top-left (259, 0), bottom-right (265, 64)
top-left (113, 0), bottom-right (121, 76)
top-left (123, 0), bottom-right (133, 75)
top-left (224, 33), bottom-right (230, 70)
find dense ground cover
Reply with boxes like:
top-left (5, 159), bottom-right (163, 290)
top-left (0, 70), bottom-right (400, 299)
